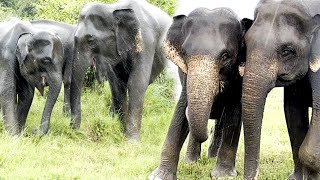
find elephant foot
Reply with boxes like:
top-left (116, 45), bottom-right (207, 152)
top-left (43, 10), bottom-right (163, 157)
top-left (307, 172), bottom-right (320, 180)
top-left (184, 150), bottom-right (200, 163)
top-left (70, 122), bottom-right (80, 129)
top-left (126, 133), bottom-right (140, 143)
top-left (148, 167), bottom-right (176, 180)
top-left (63, 105), bottom-right (71, 117)
top-left (32, 128), bottom-right (46, 136)
top-left (288, 172), bottom-right (302, 180)
top-left (207, 145), bottom-right (218, 159)
top-left (211, 165), bottom-right (237, 179)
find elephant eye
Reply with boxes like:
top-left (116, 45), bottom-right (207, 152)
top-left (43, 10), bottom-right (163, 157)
top-left (41, 58), bottom-right (52, 64)
top-left (280, 45), bottom-right (296, 58)
top-left (220, 52), bottom-right (232, 64)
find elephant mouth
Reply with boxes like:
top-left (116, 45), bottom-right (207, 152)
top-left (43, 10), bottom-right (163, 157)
top-left (276, 73), bottom-right (304, 86)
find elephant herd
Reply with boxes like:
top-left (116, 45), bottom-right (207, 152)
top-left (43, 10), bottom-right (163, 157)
top-left (0, 0), bottom-right (320, 179)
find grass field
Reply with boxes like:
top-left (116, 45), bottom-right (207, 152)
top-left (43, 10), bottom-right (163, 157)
top-left (0, 74), bottom-right (296, 179)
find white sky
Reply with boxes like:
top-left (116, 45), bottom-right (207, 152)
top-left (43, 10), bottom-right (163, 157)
top-left (175, 0), bottom-right (260, 19)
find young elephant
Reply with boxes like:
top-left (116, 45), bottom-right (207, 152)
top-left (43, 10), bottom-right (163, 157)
top-left (0, 20), bottom-right (64, 135)
top-left (70, 0), bottom-right (172, 141)
top-left (30, 20), bottom-right (76, 116)
top-left (149, 8), bottom-right (251, 179)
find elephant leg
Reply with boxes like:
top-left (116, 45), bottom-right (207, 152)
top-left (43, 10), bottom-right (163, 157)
top-left (63, 51), bottom-right (73, 117)
top-left (125, 54), bottom-right (154, 141)
top-left (284, 83), bottom-right (309, 180)
top-left (63, 81), bottom-right (71, 116)
top-left (107, 67), bottom-right (128, 123)
top-left (184, 133), bottom-right (201, 163)
top-left (16, 81), bottom-right (34, 132)
top-left (207, 118), bottom-right (223, 158)
top-left (2, 92), bottom-right (19, 135)
top-left (211, 103), bottom-right (241, 178)
top-left (149, 75), bottom-right (189, 180)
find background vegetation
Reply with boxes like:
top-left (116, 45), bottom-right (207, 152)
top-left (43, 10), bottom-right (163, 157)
top-left (0, 0), bottom-right (295, 179)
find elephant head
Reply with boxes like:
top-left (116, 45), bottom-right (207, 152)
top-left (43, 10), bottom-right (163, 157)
top-left (16, 30), bottom-right (64, 134)
top-left (163, 8), bottom-right (249, 143)
top-left (241, 0), bottom-right (320, 178)
top-left (17, 31), bottom-right (64, 96)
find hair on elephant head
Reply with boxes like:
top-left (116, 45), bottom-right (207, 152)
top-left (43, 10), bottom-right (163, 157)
top-left (16, 31), bottom-right (64, 96)
top-left (241, 0), bottom-right (320, 179)
top-left (163, 7), bottom-right (251, 143)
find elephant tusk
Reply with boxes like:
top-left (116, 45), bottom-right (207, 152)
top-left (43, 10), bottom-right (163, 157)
top-left (42, 76), bottom-right (46, 87)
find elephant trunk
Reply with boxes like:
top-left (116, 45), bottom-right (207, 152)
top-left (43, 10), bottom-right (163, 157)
top-left (70, 40), bottom-right (92, 129)
top-left (299, 70), bottom-right (320, 172)
top-left (39, 72), bottom-right (62, 134)
top-left (242, 55), bottom-right (277, 179)
top-left (187, 56), bottom-right (219, 143)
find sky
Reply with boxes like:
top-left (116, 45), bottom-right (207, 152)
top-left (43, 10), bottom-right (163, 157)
top-left (175, 0), bottom-right (261, 19)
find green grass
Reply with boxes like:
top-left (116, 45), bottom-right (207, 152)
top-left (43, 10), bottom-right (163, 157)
top-left (0, 75), bottom-right (294, 179)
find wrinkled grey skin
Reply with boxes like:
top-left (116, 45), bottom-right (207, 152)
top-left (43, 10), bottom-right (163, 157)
top-left (149, 8), bottom-right (250, 179)
top-left (0, 20), bottom-right (64, 135)
top-left (70, 0), bottom-right (172, 141)
top-left (242, 0), bottom-right (320, 179)
top-left (31, 20), bottom-right (76, 116)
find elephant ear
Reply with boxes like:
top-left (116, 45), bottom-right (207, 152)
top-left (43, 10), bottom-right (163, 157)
top-left (163, 15), bottom-right (188, 74)
top-left (16, 33), bottom-right (32, 64)
top-left (52, 34), bottom-right (64, 69)
top-left (113, 9), bottom-right (142, 56)
top-left (309, 14), bottom-right (320, 72)
top-left (237, 18), bottom-right (253, 77)
top-left (2, 22), bottom-right (32, 63)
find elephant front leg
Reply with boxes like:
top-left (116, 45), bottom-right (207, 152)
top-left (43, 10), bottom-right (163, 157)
top-left (284, 83), bottom-right (309, 180)
top-left (63, 82), bottom-right (71, 116)
top-left (211, 103), bottom-right (241, 178)
top-left (107, 71), bottom-right (127, 123)
top-left (2, 93), bottom-right (19, 135)
top-left (16, 81), bottom-right (34, 132)
top-left (149, 81), bottom-right (189, 180)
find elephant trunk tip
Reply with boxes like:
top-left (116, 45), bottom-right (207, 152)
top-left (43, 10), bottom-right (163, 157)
top-left (190, 126), bottom-right (208, 143)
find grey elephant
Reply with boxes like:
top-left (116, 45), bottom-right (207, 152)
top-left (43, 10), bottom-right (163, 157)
top-left (70, 0), bottom-right (172, 141)
top-left (241, 0), bottom-right (320, 179)
top-left (149, 7), bottom-right (251, 179)
top-left (0, 20), bottom-right (64, 135)
top-left (30, 20), bottom-right (76, 116)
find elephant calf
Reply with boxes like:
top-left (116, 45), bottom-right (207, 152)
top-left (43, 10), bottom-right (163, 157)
top-left (30, 20), bottom-right (76, 116)
top-left (149, 8), bottom-right (251, 179)
top-left (0, 20), bottom-right (65, 135)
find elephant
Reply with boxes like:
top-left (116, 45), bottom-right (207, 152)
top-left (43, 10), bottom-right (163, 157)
top-left (30, 20), bottom-right (76, 116)
top-left (70, 0), bottom-right (172, 141)
top-left (241, 0), bottom-right (320, 179)
top-left (149, 7), bottom-right (251, 179)
top-left (0, 20), bottom-right (65, 135)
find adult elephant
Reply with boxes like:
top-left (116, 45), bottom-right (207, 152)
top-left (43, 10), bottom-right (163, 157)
top-left (149, 8), bottom-right (251, 179)
top-left (70, 0), bottom-right (172, 141)
top-left (0, 20), bottom-right (64, 135)
top-left (241, 0), bottom-right (320, 179)
top-left (31, 20), bottom-right (76, 116)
